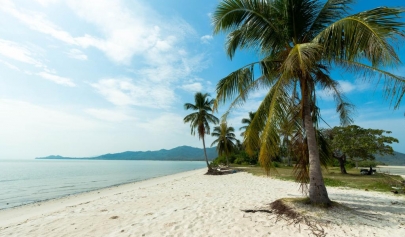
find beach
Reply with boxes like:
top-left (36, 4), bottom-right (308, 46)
top-left (0, 168), bottom-right (404, 237)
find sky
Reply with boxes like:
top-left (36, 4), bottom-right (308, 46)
top-left (0, 0), bottom-right (404, 159)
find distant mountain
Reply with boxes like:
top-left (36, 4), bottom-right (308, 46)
top-left (36, 146), bottom-right (218, 161)
top-left (375, 151), bottom-right (405, 166)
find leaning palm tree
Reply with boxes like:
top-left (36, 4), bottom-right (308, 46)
top-left (239, 111), bottom-right (256, 136)
top-left (211, 122), bottom-right (238, 166)
top-left (213, 0), bottom-right (404, 205)
top-left (184, 92), bottom-right (219, 172)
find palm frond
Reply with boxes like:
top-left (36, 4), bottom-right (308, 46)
top-left (213, 0), bottom-right (288, 58)
top-left (306, 0), bottom-right (353, 39)
top-left (314, 7), bottom-right (405, 66)
top-left (337, 60), bottom-right (405, 109)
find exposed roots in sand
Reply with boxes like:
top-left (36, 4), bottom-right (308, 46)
top-left (269, 199), bottom-right (326, 237)
top-left (242, 199), bottom-right (326, 237)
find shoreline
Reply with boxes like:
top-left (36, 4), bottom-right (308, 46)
top-left (0, 160), bottom-right (206, 210)
top-left (0, 168), bottom-right (207, 227)
top-left (376, 165), bottom-right (405, 178)
top-left (1, 168), bottom-right (404, 236)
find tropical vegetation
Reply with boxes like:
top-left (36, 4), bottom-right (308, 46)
top-left (323, 125), bottom-right (399, 174)
top-left (211, 122), bottom-right (238, 166)
top-left (212, 0), bottom-right (405, 205)
top-left (239, 111), bottom-right (256, 136)
top-left (184, 92), bottom-right (219, 172)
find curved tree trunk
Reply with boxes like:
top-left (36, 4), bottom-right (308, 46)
top-left (302, 81), bottom-right (331, 205)
top-left (202, 136), bottom-right (212, 171)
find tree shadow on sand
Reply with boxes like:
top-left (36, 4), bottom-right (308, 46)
top-left (242, 196), bottom-right (405, 237)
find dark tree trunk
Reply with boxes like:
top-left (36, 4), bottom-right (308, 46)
top-left (335, 154), bottom-right (347, 174)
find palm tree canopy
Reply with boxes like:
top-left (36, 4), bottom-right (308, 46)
top-left (184, 92), bottom-right (219, 139)
top-left (213, 0), bottom-right (404, 203)
top-left (239, 111), bottom-right (256, 136)
top-left (211, 122), bottom-right (238, 156)
top-left (213, 0), bottom-right (404, 156)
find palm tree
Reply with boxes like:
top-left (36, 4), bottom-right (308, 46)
top-left (184, 92), bottom-right (219, 172)
top-left (239, 111), bottom-right (256, 136)
top-left (211, 122), bottom-right (238, 166)
top-left (213, 0), bottom-right (404, 205)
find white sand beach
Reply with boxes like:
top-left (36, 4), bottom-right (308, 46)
top-left (0, 168), bottom-right (404, 237)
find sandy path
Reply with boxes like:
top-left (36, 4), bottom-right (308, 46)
top-left (0, 168), bottom-right (404, 236)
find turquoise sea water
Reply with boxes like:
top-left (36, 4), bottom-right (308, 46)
top-left (0, 160), bottom-right (205, 210)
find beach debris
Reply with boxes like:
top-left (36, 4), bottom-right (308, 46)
top-left (242, 209), bottom-right (272, 214)
top-left (110, 216), bottom-right (119, 219)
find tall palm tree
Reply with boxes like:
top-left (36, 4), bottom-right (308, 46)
top-left (211, 122), bottom-right (238, 166)
top-left (213, 0), bottom-right (404, 204)
top-left (239, 111), bottom-right (256, 136)
top-left (184, 92), bottom-right (219, 172)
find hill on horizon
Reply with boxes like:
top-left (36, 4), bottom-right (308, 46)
top-left (375, 151), bottom-right (405, 166)
top-left (36, 146), bottom-right (218, 161)
top-left (36, 146), bottom-right (405, 166)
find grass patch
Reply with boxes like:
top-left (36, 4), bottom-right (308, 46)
top-left (235, 166), bottom-right (404, 193)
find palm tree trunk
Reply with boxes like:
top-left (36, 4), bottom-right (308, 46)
top-left (301, 82), bottom-right (331, 205)
top-left (202, 136), bottom-right (212, 171)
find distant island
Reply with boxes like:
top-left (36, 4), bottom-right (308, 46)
top-left (36, 146), bottom-right (405, 166)
top-left (36, 146), bottom-right (218, 161)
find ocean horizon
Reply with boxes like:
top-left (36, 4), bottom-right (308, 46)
top-left (0, 159), bottom-right (206, 210)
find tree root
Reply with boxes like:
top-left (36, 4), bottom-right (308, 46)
top-left (270, 199), bottom-right (326, 237)
top-left (242, 199), bottom-right (326, 237)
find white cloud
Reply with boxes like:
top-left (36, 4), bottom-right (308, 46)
top-left (201, 35), bottom-right (213, 44)
top-left (0, 39), bottom-right (43, 67)
top-left (138, 113), bottom-right (183, 132)
top-left (67, 48), bottom-right (87, 60)
top-left (353, 78), bottom-right (373, 91)
top-left (339, 80), bottom-right (356, 93)
top-left (0, 59), bottom-right (20, 71)
top-left (0, 99), bottom-right (101, 136)
top-left (37, 71), bottom-right (76, 87)
top-left (180, 82), bottom-right (203, 93)
top-left (2, 0), bottom-right (208, 109)
top-left (67, 0), bottom-right (198, 65)
top-left (85, 108), bottom-right (135, 122)
top-left (91, 78), bottom-right (176, 109)
top-left (318, 80), bottom-right (359, 100)
top-left (0, 1), bottom-right (78, 45)
top-left (34, 0), bottom-right (60, 7)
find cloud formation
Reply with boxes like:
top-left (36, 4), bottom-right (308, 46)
top-left (0, 39), bottom-right (43, 67)
top-left (91, 78), bottom-right (176, 109)
top-left (67, 48), bottom-right (87, 61)
top-left (37, 72), bottom-right (76, 87)
top-left (201, 35), bottom-right (213, 44)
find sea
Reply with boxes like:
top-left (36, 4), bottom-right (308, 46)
top-left (0, 159), bottom-right (206, 210)
top-left (376, 166), bottom-right (405, 177)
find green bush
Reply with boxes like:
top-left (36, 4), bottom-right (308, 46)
top-left (272, 161), bottom-right (281, 168)
top-left (356, 160), bottom-right (379, 168)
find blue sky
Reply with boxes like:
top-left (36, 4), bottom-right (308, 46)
top-left (0, 0), bottom-right (404, 159)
